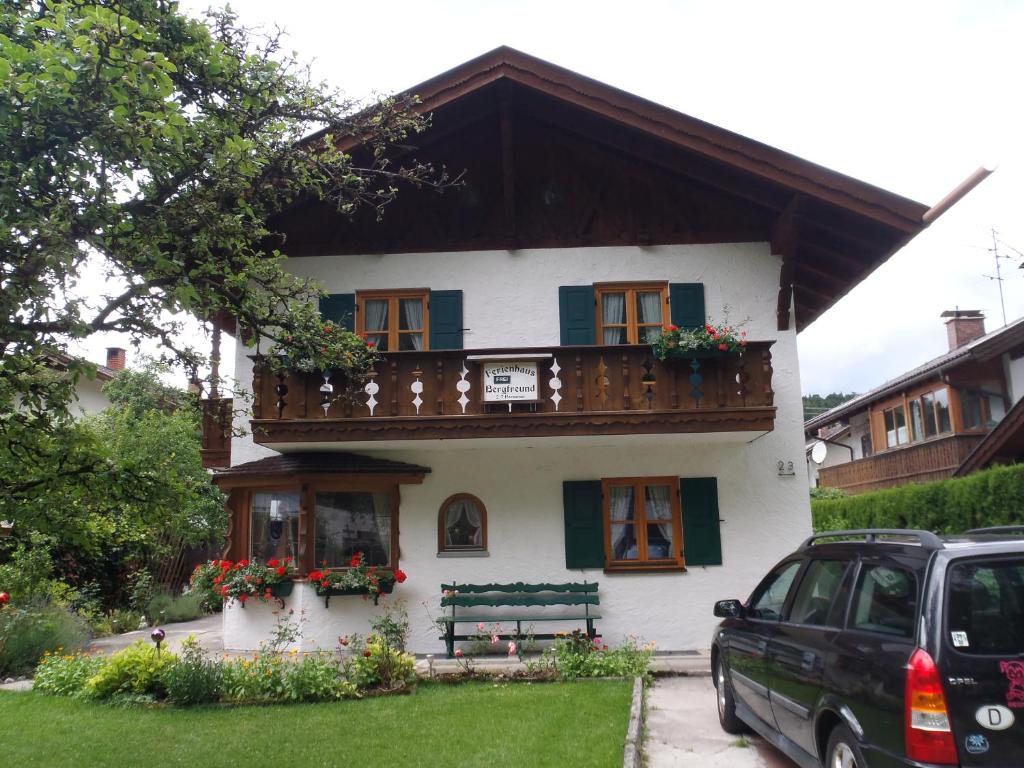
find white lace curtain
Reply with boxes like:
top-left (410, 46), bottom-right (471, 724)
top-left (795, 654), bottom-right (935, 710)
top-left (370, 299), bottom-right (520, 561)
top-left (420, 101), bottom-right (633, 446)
top-left (364, 299), bottom-right (388, 348)
top-left (638, 292), bottom-right (663, 343)
top-left (401, 298), bottom-right (424, 350)
top-left (645, 485), bottom-right (674, 558)
top-left (445, 498), bottom-right (483, 547)
top-left (602, 293), bottom-right (626, 345)
top-left (609, 486), bottom-right (637, 559)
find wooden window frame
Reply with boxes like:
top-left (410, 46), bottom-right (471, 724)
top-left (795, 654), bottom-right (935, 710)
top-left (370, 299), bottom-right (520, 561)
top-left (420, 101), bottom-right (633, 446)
top-left (595, 282), bottom-right (669, 345)
top-left (882, 404), bottom-right (908, 448)
top-left (356, 288), bottom-right (430, 352)
top-left (241, 477), bottom-right (401, 576)
top-left (437, 493), bottom-right (488, 553)
top-left (602, 476), bottom-right (684, 572)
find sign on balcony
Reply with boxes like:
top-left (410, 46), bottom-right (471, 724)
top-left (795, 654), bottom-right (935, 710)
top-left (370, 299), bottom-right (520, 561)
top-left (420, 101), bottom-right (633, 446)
top-left (482, 361), bottom-right (540, 402)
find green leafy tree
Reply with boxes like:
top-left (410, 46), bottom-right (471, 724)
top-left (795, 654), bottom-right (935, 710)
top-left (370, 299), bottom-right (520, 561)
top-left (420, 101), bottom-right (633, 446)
top-left (0, 1), bottom-right (445, 517)
top-left (803, 392), bottom-right (859, 423)
top-left (4, 362), bottom-right (227, 605)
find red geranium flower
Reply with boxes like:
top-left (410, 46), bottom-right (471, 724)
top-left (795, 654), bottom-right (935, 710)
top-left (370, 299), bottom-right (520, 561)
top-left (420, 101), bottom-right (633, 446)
top-left (366, 341), bottom-right (376, 348)
top-left (238, 594), bottom-right (248, 603)
top-left (308, 570), bottom-right (323, 582)
top-left (276, 566), bottom-right (287, 577)
top-left (220, 586), bottom-right (229, 596)
top-left (362, 651), bottom-right (372, 658)
top-left (718, 343), bottom-right (728, 351)
top-left (267, 558), bottom-right (280, 568)
top-left (394, 569), bottom-right (408, 584)
top-left (349, 553), bottom-right (363, 568)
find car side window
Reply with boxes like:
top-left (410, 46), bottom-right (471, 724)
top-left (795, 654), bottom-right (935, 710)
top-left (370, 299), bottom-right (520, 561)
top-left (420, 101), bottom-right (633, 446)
top-left (851, 563), bottom-right (916, 638)
top-left (786, 559), bottom-right (851, 627)
top-left (748, 561), bottom-right (802, 621)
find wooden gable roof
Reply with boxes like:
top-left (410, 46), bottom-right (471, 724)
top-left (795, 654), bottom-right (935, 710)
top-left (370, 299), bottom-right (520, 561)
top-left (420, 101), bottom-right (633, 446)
top-left (271, 47), bottom-right (987, 331)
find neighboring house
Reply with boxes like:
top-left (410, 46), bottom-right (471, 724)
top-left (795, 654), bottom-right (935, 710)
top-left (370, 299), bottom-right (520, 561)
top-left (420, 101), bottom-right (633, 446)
top-left (205, 47), bottom-right (980, 652)
top-left (806, 310), bottom-right (1024, 494)
top-left (47, 347), bottom-right (125, 415)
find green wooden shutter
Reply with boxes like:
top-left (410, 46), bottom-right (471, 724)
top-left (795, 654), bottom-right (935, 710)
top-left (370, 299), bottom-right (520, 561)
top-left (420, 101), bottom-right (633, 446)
top-left (558, 285), bottom-right (596, 345)
top-left (319, 293), bottom-right (355, 331)
top-left (429, 290), bottom-right (463, 350)
top-left (669, 283), bottom-right (705, 329)
top-left (563, 480), bottom-right (604, 569)
top-left (681, 477), bottom-right (722, 566)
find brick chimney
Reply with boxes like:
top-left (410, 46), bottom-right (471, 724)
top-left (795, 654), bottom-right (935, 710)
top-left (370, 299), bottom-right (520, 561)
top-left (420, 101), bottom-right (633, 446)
top-left (105, 347), bottom-right (126, 371)
top-left (941, 310), bottom-right (986, 351)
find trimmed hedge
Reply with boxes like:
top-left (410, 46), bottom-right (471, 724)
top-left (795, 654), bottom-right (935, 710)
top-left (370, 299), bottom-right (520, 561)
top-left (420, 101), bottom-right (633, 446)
top-left (812, 463), bottom-right (1024, 533)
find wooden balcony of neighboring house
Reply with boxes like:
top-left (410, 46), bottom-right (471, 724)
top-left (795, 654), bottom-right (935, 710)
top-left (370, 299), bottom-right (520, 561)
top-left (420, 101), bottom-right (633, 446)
top-left (245, 341), bottom-right (776, 446)
top-left (200, 397), bottom-right (233, 469)
top-left (816, 433), bottom-right (987, 495)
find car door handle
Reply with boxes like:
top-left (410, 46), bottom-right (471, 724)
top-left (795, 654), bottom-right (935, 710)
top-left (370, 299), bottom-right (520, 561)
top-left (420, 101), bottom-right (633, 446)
top-left (801, 651), bottom-right (816, 671)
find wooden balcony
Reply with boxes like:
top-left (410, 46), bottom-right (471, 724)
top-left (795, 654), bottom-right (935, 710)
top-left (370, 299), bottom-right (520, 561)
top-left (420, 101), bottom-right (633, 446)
top-left (817, 433), bottom-right (986, 495)
top-left (248, 342), bottom-right (775, 445)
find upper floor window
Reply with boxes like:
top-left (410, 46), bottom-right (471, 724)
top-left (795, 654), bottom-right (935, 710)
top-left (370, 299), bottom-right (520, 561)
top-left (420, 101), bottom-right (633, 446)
top-left (883, 404), bottom-right (908, 448)
top-left (603, 476), bottom-right (683, 570)
top-left (958, 384), bottom-right (1006, 430)
top-left (909, 389), bottom-right (951, 440)
top-left (595, 283), bottom-right (668, 345)
top-left (357, 289), bottom-right (428, 352)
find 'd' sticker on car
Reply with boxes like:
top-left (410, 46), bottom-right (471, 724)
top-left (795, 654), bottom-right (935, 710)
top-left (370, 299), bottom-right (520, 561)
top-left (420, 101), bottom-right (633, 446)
top-left (976, 704), bottom-right (1015, 730)
top-left (951, 631), bottom-right (969, 647)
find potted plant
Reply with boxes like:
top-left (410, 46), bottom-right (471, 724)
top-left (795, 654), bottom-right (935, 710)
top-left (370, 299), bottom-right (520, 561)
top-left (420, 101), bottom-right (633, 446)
top-left (652, 322), bottom-right (749, 361)
top-left (308, 552), bottom-right (407, 607)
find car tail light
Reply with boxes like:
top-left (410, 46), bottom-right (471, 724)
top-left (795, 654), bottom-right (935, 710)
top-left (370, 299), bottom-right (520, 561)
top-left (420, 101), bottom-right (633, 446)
top-left (905, 648), bottom-right (958, 765)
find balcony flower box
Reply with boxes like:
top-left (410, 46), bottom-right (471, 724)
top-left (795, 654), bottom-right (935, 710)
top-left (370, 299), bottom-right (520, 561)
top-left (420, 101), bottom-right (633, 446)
top-left (652, 322), bottom-right (748, 362)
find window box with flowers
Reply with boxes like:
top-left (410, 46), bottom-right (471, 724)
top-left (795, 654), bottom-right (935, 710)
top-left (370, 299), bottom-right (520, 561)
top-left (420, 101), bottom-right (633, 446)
top-left (190, 558), bottom-right (297, 609)
top-left (308, 552), bottom-right (408, 607)
top-left (651, 322), bottom-right (749, 361)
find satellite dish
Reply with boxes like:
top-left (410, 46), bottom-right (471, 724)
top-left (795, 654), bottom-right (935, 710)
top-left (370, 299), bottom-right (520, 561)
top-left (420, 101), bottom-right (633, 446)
top-left (810, 441), bottom-right (828, 465)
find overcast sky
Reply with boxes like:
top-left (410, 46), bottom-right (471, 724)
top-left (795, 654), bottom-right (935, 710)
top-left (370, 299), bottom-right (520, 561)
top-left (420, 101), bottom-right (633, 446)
top-left (76, 0), bottom-right (1024, 397)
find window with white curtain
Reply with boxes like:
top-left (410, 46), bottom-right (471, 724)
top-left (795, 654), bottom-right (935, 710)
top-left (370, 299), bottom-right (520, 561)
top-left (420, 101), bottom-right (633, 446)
top-left (602, 477), bottom-right (683, 569)
top-left (595, 283), bottom-right (668, 345)
top-left (357, 289), bottom-right (428, 351)
top-left (438, 494), bottom-right (487, 553)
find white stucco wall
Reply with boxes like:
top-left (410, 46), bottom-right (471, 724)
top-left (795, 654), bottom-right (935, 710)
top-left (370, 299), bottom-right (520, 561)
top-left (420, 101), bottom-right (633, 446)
top-left (72, 376), bottom-right (112, 416)
top-left (225, 242), bottom-right (811, 652)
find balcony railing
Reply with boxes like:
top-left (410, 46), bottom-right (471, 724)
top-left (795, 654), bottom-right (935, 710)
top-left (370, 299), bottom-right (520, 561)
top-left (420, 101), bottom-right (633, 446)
top-left (817, 433), bottom-right (986, 495)
top-left (249, 342), bottom-right (775, 444)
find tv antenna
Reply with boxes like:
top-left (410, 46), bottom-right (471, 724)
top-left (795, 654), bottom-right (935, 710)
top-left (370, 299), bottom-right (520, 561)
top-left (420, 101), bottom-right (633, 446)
top-left (984, 227), bottom-right (1020, 327)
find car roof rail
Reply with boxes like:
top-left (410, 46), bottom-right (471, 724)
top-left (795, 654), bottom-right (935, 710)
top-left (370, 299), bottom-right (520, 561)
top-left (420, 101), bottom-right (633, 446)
top-left (799, 529), bottom-right (945, 551)
top-left (964, 525), bottom-right (1024, 535)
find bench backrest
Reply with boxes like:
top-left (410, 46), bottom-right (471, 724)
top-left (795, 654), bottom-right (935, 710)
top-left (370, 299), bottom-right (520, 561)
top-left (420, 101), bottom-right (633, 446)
top-left (441, 581), bottom-right (599, 608)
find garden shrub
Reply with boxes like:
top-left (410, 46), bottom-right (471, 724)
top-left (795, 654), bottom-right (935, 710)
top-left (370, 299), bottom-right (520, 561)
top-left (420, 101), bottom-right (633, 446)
top-left (0, 603), bottom-right (89, 676)
top-left (528, 632), bottom-right (654, 681)
top-left (163, 637), bottom-right (223, 706)
top-left (89, 608), bottom-right (145, 637)
top-left (85, 641), bottom-right (176, 698)
top-left (812, 463), bottom-right (1024, 533)
top-left (34, 651), bottom-right (107, 698)
top-left (147, 589), bottom-right (207, 624)
top-left (347, 637), bottom-right (417, 691)
top-left (283, 653), bottom-right (357, 701)
top-left (222, 655), bottom-right (287, 702)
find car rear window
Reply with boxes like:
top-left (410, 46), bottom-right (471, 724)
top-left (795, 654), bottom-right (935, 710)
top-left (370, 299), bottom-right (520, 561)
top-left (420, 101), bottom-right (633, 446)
top-left (946, 558), bottom-right (1024, 655)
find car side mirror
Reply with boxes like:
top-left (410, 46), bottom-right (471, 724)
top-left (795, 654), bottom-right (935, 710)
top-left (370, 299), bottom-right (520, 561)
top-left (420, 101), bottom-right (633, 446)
top-left (714, 599), bottom-right (744, 619)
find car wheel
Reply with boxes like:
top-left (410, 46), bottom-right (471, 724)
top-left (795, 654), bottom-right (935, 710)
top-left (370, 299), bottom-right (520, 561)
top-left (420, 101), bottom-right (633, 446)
top-left (825, 723), bottom-right (866, 768)
top-left (714, 656), bottom-right (746, 734)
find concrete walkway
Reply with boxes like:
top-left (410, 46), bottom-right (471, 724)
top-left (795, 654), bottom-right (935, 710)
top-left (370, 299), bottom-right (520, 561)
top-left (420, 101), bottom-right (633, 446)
top-left (646, 676), bottom-right (797, 768)
top-left (86, 613), bottom-right (223, 656)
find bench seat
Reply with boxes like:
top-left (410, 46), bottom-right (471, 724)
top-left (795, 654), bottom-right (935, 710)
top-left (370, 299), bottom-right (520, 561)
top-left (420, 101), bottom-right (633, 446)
top-left (440, 581), bottom-right (599, 658)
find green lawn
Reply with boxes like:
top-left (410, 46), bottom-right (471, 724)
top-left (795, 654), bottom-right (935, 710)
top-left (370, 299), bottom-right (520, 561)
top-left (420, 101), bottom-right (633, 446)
top-left (0, 680), bottom-right (632, 767)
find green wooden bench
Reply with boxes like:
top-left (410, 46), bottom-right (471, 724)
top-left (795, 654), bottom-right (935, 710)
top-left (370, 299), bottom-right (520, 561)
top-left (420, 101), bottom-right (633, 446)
top-left (440, 581), bottom-right (600, 658)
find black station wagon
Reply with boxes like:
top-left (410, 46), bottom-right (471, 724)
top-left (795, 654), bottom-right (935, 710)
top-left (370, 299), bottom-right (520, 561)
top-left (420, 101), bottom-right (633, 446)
top-left (711, 528), bottom-right (1024, 768)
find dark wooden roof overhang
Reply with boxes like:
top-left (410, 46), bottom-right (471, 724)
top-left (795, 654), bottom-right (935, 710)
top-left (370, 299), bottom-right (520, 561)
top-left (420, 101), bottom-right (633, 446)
top-left (213, 451), bottom-right (430, 489)
top-left (272, 47), bottom-right (989, 333)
